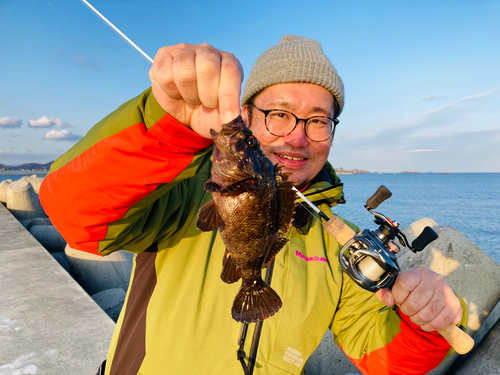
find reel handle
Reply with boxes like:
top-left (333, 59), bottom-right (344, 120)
top-left (365, 185), bottom-right (392, 209)
top-left (411, 226), bottom-right (439, 252)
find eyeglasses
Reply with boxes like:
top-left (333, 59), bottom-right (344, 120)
top-left (249, 104), bottom-right (339, 142)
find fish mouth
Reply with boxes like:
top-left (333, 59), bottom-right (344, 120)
top-left (210, 116), bottom-right (246, 147)
top-left (215, 116), bottom-right (245, 136)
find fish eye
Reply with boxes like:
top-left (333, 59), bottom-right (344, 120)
top-left (246, 136), bottom-right (258, 148)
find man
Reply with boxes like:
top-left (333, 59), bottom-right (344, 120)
top-left (40, 35), bottom-right (466, 375)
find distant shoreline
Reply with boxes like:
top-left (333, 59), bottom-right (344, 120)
top-left (0, 170), bottom-right (49, 177)
top-left (0, 161), bottom-right (53, 172)
top-left (335, 168), bottom-right (370, 175)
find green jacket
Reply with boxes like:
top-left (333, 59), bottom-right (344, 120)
top-left (40, 88), bottom-right (464, 375)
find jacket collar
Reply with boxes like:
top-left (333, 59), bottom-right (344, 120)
top-left (295, 162), bottom-right (345, 207)
top-left (292, 162), bottom-right (345, 234)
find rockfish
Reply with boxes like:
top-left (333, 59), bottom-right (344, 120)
top-left (196, 116), bottom-right (296, 323)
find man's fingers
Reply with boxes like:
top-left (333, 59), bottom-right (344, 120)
top-left (391, 267), bottom-right (424, 309)
top-left (376, 288), bottom-right (395, 306)
top-left (412, 278), bottom-right (463, 331)
top-left (196, 45), bottom-right (222, 109)
top-left (390, 266), bottom-right (463, 332)
top-left (411, 297), bottom-right (446, 328)
top-left (219, 51), bottom-right (244, 123)
top-left (149, 42), bottom-right (243, 132)
top-left (172, 44), bottom-right (200, 106)
top-left (150, 48), bottom-right (181, 100)
top-left (419, 301), bottom-right (463, 331)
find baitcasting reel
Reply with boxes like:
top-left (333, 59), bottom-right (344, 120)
top-left (339, 185), bottom-right (439, 292)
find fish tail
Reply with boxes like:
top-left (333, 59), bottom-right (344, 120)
top-left (231, 278), bottom-right (282, 323)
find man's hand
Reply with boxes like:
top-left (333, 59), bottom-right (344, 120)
top-left (376, 265), bottom-right (463, 332)
top-left (149, 43), bottom-right (244, 139)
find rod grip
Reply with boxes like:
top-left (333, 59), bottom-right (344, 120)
top-left (437, 324), bottom-right (474, 355)
top-left (324, 215), bottom-right (356, 246)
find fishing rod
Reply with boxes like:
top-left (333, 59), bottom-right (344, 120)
top-left (293, 185), bottom-right (474, 355)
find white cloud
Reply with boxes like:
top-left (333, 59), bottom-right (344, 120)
top-left (420, 88), bottom-right (500, 117)
top-left (0, 150), bottom-right (13, 154)
top-left (0, 116), bottom-right (22, 129)
top-left (28, 116), bottom-right (58, 128)
top-left (28, 116), bottom-right (75, 128)
top-left (44, 129), bottom-right (82, 141)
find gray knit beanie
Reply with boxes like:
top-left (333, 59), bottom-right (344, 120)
top-left (241, 35), bottom-right (344, 116)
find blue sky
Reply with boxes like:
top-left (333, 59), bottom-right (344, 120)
top-left (1, 0), bottom-right (499, 172)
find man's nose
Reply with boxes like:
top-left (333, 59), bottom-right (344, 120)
top-left (282, 121), bottom-right (309, 148)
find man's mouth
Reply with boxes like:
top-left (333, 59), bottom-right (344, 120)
top-left (275, 153), bottom-right (307, 161)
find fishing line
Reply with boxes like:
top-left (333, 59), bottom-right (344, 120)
top-left (45, 0), bottom-right (150, 76)
top-left (79, 0), bottom-right (153, 64)
top-left (292, 187), bottom-right (330, 228)
top-left (298, 202), bottom-right (326, 226)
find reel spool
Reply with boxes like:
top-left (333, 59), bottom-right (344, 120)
top-left (339, 229), bottom-right (401, 292)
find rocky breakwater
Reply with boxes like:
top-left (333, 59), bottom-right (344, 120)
top-left (0, 175), bottom-right (132, 321)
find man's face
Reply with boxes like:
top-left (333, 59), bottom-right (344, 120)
top-left (245, 83), bottom-right (335, 189)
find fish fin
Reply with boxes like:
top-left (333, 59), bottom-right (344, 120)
top-left (220, 251), bottom-right (241, 283)
top-left (196, 201), bottom-right (222, 232)
top-left (204, 180), bottom-right (222, 192)
top-left (277, 178), bottom-right (296, 234)
top-left (262, 237), bottom-right (288, 269)
top-left (231, 278), bottom-right (282, 323)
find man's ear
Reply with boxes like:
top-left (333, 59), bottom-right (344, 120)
top-left (241, 105), bottom-right (250, 126)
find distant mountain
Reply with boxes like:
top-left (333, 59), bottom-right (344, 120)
top-left (0, 161), bottom-right (54, 171)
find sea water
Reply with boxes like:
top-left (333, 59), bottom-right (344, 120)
top-left (1, 171), bottom-right (499, 263)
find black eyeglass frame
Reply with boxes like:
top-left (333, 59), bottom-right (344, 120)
top-left (249, 104), bottom-right (339, 142)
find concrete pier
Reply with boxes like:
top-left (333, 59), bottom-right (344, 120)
top-left (0, 203), bottom-right (114, 374)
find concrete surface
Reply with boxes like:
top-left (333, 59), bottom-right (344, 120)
top-left (304, 331), bottom-right (361, 375)
top-left (0, 203), bottom-right (115, 375)
top-left (28, 224), bottom-right (66, 253)
top-left (65, 244), bottom-right (134, 296)
top-left (0, 180), bottom-right (12, 203)
top-left (20, 175), bottom-right (44, 194)
top-left (91, 288), bottom-right (127, 322)
top-left (5, 180), bottom-right (46, 222)
top-left (446, 298), bottom-right (500, 374)
top-left (454, 310), bottom-right (500, 375)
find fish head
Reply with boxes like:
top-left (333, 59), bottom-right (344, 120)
top-left (210, 116), bottom-right (272, 186)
